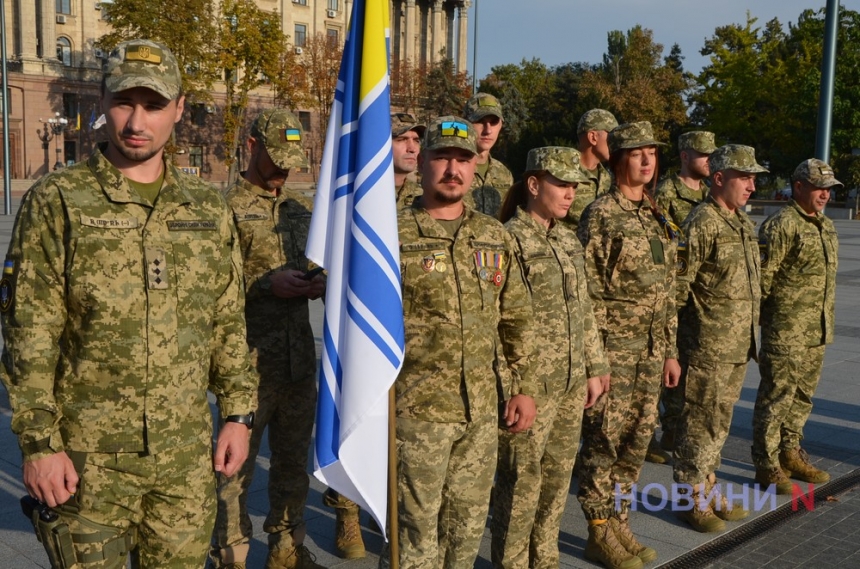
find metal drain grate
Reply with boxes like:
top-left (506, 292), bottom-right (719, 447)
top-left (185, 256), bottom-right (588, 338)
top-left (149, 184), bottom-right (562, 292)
top-left (657, 468), bottom-right (860, 568)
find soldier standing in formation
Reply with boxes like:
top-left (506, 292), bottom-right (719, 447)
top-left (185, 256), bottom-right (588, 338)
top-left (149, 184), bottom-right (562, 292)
top-left (564, 109), bottom-right (618, 227)
top-left (492, 147), bottom-right (609, 569)
top-left (673, 144), bottom-right (767, 533)
top-left (0, 39), bottom-right (257, 567)
top-left (752, 159), bottom-right (839, 493)
top-left (463, 93), bottom-right (514, 217)
top-left (394, 115), bottom-right (537, 568)
top-left (391, 112), bottom-right (426, 210)
top-left (577, 122), bottom-right (681, 569)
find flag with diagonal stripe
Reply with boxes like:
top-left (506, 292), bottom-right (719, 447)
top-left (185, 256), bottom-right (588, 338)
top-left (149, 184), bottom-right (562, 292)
top-left (305, 0), bottom-right (404, 536)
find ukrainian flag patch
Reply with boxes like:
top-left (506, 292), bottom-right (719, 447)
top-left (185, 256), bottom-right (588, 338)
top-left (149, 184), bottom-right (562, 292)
top-left (441, 121), bottom-right (468, 138)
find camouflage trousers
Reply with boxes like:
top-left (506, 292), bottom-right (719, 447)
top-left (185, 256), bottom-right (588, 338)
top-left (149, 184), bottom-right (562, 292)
top-left (673, 360), bottom-right (748, 485)
top-left (659, 374), bottom-right (685, 435)
top-left (578, 349), bottom-right (662, 520)
top-left (213, 378), bottom-right (317, 555)
top-left (491, 380), bottom-right (587, 569)
top-left (59, 438), bottom-right (215, 568)
top-left (751, 344), bottom-right (826, 469)
top-left (396, 415), bottom-right (497, 569)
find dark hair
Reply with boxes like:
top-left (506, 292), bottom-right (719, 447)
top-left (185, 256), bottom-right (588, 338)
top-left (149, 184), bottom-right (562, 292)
top-left (609, 146), bottom-right (660, 201)
top-left (498, 170), bottom-right (545, 223)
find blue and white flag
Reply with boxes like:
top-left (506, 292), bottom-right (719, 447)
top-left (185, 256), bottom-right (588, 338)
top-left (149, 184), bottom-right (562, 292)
top-left (306, 0), bottom-right (404, 536)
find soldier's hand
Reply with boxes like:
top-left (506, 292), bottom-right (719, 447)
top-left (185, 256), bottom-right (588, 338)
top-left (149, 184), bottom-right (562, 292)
top-left (599, 374), bottom-right (611, 394)
top-left (663, 358), bottom-right (681, 388)
top-left (214, 422), bottom-right (251, 477)
top-left (504, 394), bottom-right (536, 433)
top-left (584, 376), bottom-right (606, 409)
top-left (270, 269), bottom-right (312, 299)
top-left (306, 275), bottom-right (326, 300)
top-left (23, 452), bottom-right (78, 508)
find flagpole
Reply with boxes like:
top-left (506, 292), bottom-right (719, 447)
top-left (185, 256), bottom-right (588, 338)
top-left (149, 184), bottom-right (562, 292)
top-left (388, 386), bottom-right (400, 569)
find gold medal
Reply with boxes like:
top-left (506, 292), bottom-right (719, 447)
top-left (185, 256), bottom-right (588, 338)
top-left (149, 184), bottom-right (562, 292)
top-left (435, 261), bottom-right (447, 273)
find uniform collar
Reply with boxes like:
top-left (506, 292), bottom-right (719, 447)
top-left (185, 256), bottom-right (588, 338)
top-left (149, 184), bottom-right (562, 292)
top-left (88, 143), bottom-right (194, 207)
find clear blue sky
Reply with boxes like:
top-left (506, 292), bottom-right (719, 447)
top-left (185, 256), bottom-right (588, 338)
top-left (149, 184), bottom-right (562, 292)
top-left (466, 1), bottom-right (858, 80)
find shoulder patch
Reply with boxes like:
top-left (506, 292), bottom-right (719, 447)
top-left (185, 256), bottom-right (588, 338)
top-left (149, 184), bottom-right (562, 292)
top-left (676, 241), bottom-right (688, 276)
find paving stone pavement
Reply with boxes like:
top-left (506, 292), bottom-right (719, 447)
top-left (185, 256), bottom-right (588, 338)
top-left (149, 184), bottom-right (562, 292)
top-left (2, 197), bottom-right (860, 568)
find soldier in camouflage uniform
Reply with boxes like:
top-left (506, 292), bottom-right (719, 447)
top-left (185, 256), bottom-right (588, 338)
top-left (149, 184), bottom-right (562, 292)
top-left (673, 144), bottom-right (767, 533)
top-left (395, 116), bottom-right (537, 568)
top-left (564, 109), bottom-right (618, 227)
top-left (391, 112), bottom-right (426, 209)
top-left (491, 147), bottom-right (610, 569)
top-left (649, 131), bottom-right (717, 463)
top-left (0, 39), bottom-right (257, 568)
top-left (577, 122), bottom-right (681, 569)
top-left (752, 159), bottom-right (839, 493)
top-left (211, 109), bottom-right (326, 569)
top-left (462, 93), bottom-right (514, 216)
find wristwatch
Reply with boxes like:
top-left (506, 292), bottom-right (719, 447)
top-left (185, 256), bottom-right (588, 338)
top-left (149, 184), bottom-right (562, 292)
top-left (225, 412), bottom-right (255, 429)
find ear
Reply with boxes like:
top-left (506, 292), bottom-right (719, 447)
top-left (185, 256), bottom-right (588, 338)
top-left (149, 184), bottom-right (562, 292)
top-left (173, 95), bottom-right (185, 124)
top-left (587, 130), bottom-right (598, 146)
top-left (712, 170), bottom-right (723, 188)
top-left (246, 137), bottom-right (257, 154)
top-left (526, 175), bottom-right (540, 197)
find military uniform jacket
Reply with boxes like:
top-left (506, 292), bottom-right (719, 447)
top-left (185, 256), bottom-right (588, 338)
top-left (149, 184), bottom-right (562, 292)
top-left (225, 177), bottom-right (316, 384)
top-left (505, 208), bottom-right (609, 398)
top-left (577, 188), bottom-right (678, 359)
top-left (759, 200), bottom-right (837, 347)
top-left (1, 147), bottom-right (257, 460)
top-left (396, 178), bottom-right (423, 211)
top-left (396, 203), bottom-right (536, 423)
top-left (676, 195), bottom-right (760, 364)
top-left (654, 172), bottom-right (707, 227)
top-left (464, 155), bottom-right (514, 216)
top-left (565, 162), bottom-right (613, 228)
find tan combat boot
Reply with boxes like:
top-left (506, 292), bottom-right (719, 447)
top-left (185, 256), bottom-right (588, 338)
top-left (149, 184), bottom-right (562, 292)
top-left (779, 447), bottom-right (830, 484)
top-left (334, 505), bottom-right (366, 559)
top-left (644, 434), bottom-right (672, 465)
top-left (609, 514), bottom-right (657, 564)
top-left (210, 544), bottom-right (249, 569)
top-left (584, 521), bottom-right (644, 569)
top-left (706, 474), bottom-right (749, 522)
top-left (676, 484), bottom-right (726, 533)
top-left (755, 466), bottom-right (794, 495)
top-left (264, 545), bottom-right (325, 569)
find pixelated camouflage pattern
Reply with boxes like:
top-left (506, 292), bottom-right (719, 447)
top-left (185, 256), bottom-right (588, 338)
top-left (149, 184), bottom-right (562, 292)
top-left (792, 158), bottom-right (843, 188)
top-left (396, 178), bottom-right (423, 210)
top-left (103, 39), bottom-right (182, 100)
top-left (423, 115), bottom-right (477, 154)
top-left (525, 146), bottom-right (590, 184)
top-left (576, 109), bottom-right (618, 137)
top-left (250, 109), bottom-right (309, 170)
top-left (708, 144), bottom-right (769, 174)
top-left (676, 195), bottom-right (760, 365)
top-left (564, 162), bottom-right (613, 228)
top-left (464, 155), bottom-right (514, 216)
top-left (0, 146), bottom-right (257, 460)
top-left (391, 112), bottom-right (426, 138)
top-left (607, 121), bottom-right (666, 154)
top-left (396, 204), bottom-right (537, 423)
top-left (678, 131), bottom-right (717, 155)
top-left (654, 173), bottom-right (707, 227)
top-left (464, 92), bottom-right (504, 122)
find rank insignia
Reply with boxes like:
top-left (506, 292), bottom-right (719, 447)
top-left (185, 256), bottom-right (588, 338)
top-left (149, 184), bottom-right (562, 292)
top-left (146, 247), bottom-right (169, 290)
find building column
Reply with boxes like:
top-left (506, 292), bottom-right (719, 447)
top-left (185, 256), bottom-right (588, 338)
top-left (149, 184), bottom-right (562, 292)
top-left (431, 0), bottom-right (443, 62)
top-left (445, 3), bottom-right (455, 61)
top-left (404, 0), bottom-right (416, 64)
top-left (457, 1), bottom-right (470, 73)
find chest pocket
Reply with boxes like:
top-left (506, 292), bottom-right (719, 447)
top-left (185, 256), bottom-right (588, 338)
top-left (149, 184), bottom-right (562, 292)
top-left (793, 230), bottom-right (827, 276)
top-left (606, 232), bottom-right (661, 294)
top-left (520, 249), bottom-right (557, 298)
top-left (400, 241), bottom-right (452, 319)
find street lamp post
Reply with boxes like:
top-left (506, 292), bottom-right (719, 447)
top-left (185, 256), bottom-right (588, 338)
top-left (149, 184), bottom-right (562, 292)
top-left (37, 112), bottom-right (69, 171)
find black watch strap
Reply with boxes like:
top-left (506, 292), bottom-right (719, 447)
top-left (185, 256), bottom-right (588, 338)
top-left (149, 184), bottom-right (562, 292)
top-left (225, 412), bottom-right (255, 429)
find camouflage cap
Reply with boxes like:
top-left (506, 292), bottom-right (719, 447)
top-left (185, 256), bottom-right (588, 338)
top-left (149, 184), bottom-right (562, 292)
top-left (525, 146), bottom-right (590, 184)
top-left (423, 115), bottom-right (477, 154)
top-left (708, 144), bottom-right (769, 174)
top-left (793, 158), bottom-right (843, 188)
top-left (391, 112), bottom-right (426, 138)
top-left (103, 39), bottom-right (182, 101)
top-left (577, 109), bottom-right (619, 136)
top-left (679, 131), bottom-right (717, 155)
top-left (250, 108), bottom-right (309, 170)
top-left (608, 121), bottom-right (666, 154)
top-left (463, 92), bottom-right (504, 122)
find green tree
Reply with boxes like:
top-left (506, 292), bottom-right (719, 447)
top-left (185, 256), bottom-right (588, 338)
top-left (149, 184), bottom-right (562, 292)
top-left (422, 51), bottom-right (471, 121)
top-left (298, 32), bottom-right (344, 179)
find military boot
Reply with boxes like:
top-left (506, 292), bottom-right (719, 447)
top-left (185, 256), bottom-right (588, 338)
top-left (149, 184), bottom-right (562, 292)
top-left (209, 544), bottom-right (249, 569)
top-left (706, 475), bottom-right (749, 522)
top-left (755, 466), bottom-right (794, 495)
top-left (609, 515), bottom-right (657, 564)
top-left (334, 505), bottom-right (366, 559)
top-left (584, 521), bottom-right (644, 569)
top-left (644, 434), bottom-right (672, 465)
top-left (264, 545), bottom-right (325, 569)
top-left (779, 447), bottom-right (830, 484)
top-left (676, 485), bottom-right (726, 533)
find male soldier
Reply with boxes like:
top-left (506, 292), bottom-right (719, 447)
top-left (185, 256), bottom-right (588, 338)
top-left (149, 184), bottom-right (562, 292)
top-left (752, 158), bottom-right (839, 493)
top-left (0, 39), bottom-right (257, 567)
top-left (391, 112), bottom-right (426, 209)
top-left (396, 115), bottom-right (537, 568)
top-left (564, 108), bottom-right (618, 227)
top-left (463, 92), bottom-right (514, 216)
top-left (673, 144), bottom-right (767, 533)
top-left (648, 130), bottom-right (718, 464)
top-left (211, 109), bottom-right (326, 569)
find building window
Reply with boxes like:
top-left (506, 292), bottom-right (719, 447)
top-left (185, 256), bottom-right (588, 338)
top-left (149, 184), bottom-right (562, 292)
top-left (293, 0), bottom-right (307, 5)
top-left (56, 0), bottom-right (71, 14)
top-left (189, 146), bottom-right (204, 169)
top-left (57, 37), bottom-right (72, 66)
top-left (299, 111), bottom-right (311, 133)
top-left (327, 0), bottom-right (338, 10)
top-left (295, 24), bottom-right (307, 47)
top-left (63, 93), bottom-right (78, 122)
top-left (64, 140), bottom-right (77, 166)
top-left (327, 28), bottom-right (339, 47)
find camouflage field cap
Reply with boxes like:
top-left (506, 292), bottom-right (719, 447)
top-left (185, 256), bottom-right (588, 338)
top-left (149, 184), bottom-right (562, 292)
top-left (103, 39), bottom-right (182, 100)
top-left (608, 121), bottom-right (666, 154)
top-left (577, 109), bottom-right (619, 136)
top-left (391, 112), bottom-right (426, 138)
top-left (423, 115), bottom-right (477, 154)
top-left (250, 108), bottom-right (309, 170)
top-left (708, 144), bottom-right (769, 174)
top-left (793, 158), bottom-right (843, 188)
top-left (463, 92), bottom-right (504, 122)
top-left (679, 131), bottom-right (718, 155)
top-left (525, 147), bottom-right (590, 184)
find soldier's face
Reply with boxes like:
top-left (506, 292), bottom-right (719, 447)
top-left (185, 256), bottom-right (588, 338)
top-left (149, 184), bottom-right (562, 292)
top-left (594, 130), bottom-right (611, 162)
top-left (248, 138), bottom-right (290, 191)
top-left (527, 173), bottom-right (576, 223)
top-left (793, 180), bottom-right (830, 214)
top-left (684, 150), bottom-right (710, 179)
top-left (473, 115), bottom-right (502, 154)
top-left (392, 130), bottom-right (421, 175)
top-left (419, 147), bottom-right (477, 204)
top-left (713, 169), bottom-right (756, 211)
top-left (102, 87), bottom-right (184, 165)
top-left (618, 146), bottom-right (657, 188)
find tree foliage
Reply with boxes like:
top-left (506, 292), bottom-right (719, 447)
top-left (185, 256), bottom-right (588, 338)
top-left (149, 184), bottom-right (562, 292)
top-left (421, 51), bottom-right (472, 121)
top-left (297, 32), bottom-right (344, 176)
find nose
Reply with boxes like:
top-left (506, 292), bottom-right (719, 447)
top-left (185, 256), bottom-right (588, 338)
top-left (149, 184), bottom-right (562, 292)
top-left (126, 104), bottom-right (146, 133)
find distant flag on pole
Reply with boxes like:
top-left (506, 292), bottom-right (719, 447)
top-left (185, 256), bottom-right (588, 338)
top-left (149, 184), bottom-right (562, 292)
top-left (306, 0), bottom-right (404, 536)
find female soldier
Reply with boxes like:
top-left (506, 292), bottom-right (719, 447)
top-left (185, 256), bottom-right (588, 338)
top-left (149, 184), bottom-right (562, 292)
top-left (576, 123), bottom-right (681, 569)
top-left (491, 146), bottom-right (609, 569)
